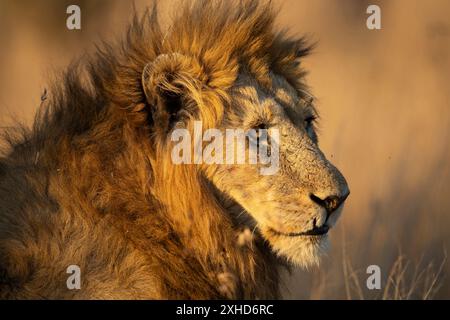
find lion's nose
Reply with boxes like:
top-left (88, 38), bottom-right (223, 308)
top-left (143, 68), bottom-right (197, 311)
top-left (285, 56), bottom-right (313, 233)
top-left (310, 192), bottom-right (350, 216)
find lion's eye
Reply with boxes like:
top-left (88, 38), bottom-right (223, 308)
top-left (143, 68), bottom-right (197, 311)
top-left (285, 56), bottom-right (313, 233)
top-left (250, 123), bottom-right (269, 150)
top-left (251, 123), bottom-right (272, 156)
top-left (304, 116), bottom-right (316, 128)
top-left (253, 123), bottom-right (268, 141)
top-left (253, 123), bottom-right (268, 131)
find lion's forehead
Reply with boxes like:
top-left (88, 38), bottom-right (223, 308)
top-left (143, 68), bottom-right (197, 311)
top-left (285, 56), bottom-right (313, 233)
top-left (231, 76), bottom-right (303, 118)
top-left (234, 72), bottom-right (300, 102)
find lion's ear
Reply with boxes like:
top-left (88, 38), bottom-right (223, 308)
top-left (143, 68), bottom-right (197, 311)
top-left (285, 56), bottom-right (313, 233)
top-left (142, 53), bottom-right (203, 127)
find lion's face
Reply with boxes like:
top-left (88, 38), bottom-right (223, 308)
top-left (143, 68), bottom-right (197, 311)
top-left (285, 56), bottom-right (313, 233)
top-left (203, 73), bottom-right (350, 267)
top-left (142, 53), bottom-right (349, 268)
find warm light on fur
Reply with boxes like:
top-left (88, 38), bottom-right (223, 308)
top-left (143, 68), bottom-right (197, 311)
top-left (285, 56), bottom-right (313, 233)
top-left (0, 0), bottom-right (348, 299)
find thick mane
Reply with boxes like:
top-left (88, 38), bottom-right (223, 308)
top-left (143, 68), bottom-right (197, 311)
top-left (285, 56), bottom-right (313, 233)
top-left (102, 0), bottom-right (310, 108)
top-left (2, 0), bottom-right (311, 149)
top-left (0, 0), bottom-right (311, 299)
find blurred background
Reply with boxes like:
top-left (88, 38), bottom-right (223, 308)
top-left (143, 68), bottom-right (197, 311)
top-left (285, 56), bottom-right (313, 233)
top-left (0, 0), bottom-right (449, 299)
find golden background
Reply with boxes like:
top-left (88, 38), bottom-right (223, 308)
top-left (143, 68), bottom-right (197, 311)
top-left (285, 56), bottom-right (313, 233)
top-left (0, 0), bottom-right (449, 299)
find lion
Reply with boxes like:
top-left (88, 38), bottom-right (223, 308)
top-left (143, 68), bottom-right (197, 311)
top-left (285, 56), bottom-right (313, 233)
top-left (0, 0), bottom-right (349, 299)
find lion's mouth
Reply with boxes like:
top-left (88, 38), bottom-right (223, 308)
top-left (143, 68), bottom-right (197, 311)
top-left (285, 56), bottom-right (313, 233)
top-left (269, 224), bottom-right (330, 237)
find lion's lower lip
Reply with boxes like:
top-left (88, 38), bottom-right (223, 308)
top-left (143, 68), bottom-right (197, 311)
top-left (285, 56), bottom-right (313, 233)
top-left (270, 224), bottom-right (330, 237)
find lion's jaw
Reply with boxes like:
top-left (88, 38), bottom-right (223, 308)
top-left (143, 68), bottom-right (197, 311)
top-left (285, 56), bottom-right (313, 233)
top-left (258, 204), bottom-right (346, 268)
top-left (213, 183), bottom-right (347, 268)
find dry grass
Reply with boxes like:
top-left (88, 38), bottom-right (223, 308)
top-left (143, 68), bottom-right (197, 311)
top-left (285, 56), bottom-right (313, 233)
top-left (341, 247), bottom-right (447, 300)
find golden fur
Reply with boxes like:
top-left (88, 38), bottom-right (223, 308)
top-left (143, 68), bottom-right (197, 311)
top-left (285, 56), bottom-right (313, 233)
top-left (0, 0), bottom-right (348, 299)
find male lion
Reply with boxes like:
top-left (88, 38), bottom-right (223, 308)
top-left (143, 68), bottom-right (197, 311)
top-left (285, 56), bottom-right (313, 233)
top-left (0, 0), bottom-right (349, 299)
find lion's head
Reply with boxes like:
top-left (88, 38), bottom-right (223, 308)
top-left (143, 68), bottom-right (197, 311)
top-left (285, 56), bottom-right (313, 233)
top-left (139, 0), bottom-right (349, 268)
top-left (210, 73), bottom-right (350, 268)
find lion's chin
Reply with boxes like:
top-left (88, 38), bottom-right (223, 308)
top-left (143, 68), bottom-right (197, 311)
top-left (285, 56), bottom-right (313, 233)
top-left (266, 233), bottom-right (330, 268)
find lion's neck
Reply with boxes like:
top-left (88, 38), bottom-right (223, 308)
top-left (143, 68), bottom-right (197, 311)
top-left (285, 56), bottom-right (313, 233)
top-left (149, 163), bottom-right (281, 299)
top-left (75, 117), bottom-right (282, 298)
